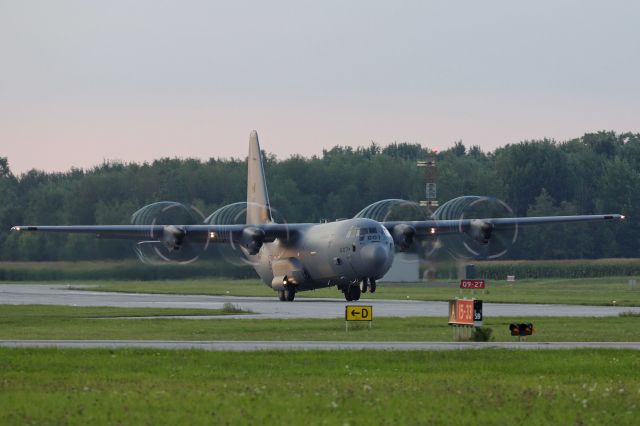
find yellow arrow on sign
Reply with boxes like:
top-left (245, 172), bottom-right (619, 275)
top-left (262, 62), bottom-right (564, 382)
top-left (345, 305), bottom-right (373, 321)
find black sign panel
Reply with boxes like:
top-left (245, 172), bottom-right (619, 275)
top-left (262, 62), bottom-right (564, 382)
top-left (473, 300), bottom-right (483, 322)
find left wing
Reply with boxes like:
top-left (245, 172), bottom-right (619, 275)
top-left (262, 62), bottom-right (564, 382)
top-left (382, 214), bottom-right (625, 248)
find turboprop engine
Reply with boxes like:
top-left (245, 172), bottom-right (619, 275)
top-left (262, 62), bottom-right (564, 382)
top-left (354, 198), bottom-right (431, 252)
top-left (161, 225), bottom-right (187, 251)
top-left (240, 226), bottom-right (265, 255)
top-left (204, 202), bottom-right (290, 266)
top-left (433, 196), bottom-right (518, 259)
top-left (391, 223), bottom-right (416, 251)
top-left (131, 201), bottom-right (208, 264)
top-left (467, 219), bottom-right (493, 245)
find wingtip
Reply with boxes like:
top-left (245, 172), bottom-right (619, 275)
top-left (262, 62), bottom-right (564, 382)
top-left (11, 226), bottom-right (37, 232)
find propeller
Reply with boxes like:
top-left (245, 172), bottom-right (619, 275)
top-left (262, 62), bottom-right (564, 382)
top-left (432, 196), bottom-right (519, 260)
top-left (204, 202), bottom-right (290, 267)
top-left (130, 201), bottom-right (208, 264)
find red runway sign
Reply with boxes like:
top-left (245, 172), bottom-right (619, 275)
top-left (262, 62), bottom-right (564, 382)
top-left (460, 279), bottom-right (485, 289)
top-left (448, 299), bottom-right (474, 325)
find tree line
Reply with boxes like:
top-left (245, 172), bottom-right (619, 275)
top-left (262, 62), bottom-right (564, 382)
top-left (1, 130), bottom-right (638, 261)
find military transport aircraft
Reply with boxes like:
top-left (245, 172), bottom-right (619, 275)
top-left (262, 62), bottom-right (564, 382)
top-left (11, 131), bottom-right (624, 301)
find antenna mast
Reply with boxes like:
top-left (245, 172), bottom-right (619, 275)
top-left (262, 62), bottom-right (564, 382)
top-left (417, 151), bottom-right (438, 208)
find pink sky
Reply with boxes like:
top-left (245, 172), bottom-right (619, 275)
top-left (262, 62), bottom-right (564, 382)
top-left (1, 1), bottom-right (638, 174)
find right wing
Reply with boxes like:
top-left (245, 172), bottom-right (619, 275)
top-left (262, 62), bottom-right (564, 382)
top-left (383, 213), bottom-right (625, 236)
top-left (382, 214), bottom-right (625, 249)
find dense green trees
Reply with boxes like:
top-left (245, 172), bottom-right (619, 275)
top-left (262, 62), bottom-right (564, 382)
top-left (1, 131), bottom-right (638, 261)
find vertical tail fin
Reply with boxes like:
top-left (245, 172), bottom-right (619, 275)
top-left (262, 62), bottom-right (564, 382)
top-left (246, 130), bottom-right (273, 224)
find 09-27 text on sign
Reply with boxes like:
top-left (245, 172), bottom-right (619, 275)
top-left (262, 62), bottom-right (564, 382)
top-left (460, 279), bottom-right (485, 289)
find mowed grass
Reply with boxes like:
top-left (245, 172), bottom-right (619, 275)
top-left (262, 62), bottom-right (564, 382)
top-left (64, 275), bottom-right (640, 306)
top-left (1, 348), bottom-right (639, 425)
top-left (1, 305), bottom-right (639, 342)
top-left (0, 305), bottom-right (245, 320)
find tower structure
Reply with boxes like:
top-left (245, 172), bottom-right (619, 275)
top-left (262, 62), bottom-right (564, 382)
top-left (417, 151), bottom-right (438, 209)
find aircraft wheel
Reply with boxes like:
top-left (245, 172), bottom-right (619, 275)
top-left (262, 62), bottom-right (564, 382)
top-left (284, 285), bottom-right (296, 301)
top-left (352, 285), bottom-right (361, 301)
top-left (343, 288), bottom-right (352, 302)
top-left (361, 277), bottom-right (369, 293)
top-left (348, 285), bottom-right (361, 301)
top-left (278, 290), bottom-right (286, 301)
top-left (369, 278), bottom-right (377, 293)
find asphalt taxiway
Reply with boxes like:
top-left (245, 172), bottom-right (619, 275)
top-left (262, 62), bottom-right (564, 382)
top-left (2, 283), bottom-right (639, 319)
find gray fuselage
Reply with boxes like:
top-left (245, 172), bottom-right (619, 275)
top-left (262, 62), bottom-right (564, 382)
top-left (246, 218), bottom-right (394, 292)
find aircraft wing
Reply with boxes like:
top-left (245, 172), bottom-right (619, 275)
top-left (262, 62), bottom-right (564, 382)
top-left (10, 223), bottom-right (299, 252)
top-left (382, 214), bottom-right (625, 243)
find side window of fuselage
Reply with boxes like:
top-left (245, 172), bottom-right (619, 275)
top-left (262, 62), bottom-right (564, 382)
top-left (346, 226), bottom-right (357, 239)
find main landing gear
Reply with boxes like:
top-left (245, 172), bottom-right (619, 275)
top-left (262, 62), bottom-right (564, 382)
top-left (278, 284), bottom-right (296, 301)
top-left (360, 277), bottom-right (377, 294)
top-left (342, 278), bottom-right (377, 302)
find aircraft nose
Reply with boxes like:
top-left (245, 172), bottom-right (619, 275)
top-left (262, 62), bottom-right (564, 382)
top-left (360, 243), bottom-right (391, 276)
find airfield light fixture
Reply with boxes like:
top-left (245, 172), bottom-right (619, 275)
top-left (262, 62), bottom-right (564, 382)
top-left (509, 323), bottom-right (535, 337)
top-left (509, 323), bottom-right (519, 336)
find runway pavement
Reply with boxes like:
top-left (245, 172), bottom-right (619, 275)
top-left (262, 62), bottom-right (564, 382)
top-left (2, 283), bottom-right (639, 319)
top-left (1, 340), bottom-right (639, 351)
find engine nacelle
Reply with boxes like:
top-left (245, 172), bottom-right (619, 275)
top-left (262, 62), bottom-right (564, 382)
top-left (131, 201), bottom-right (205, 264)
top-left (391, 223), bottom-right (416, 251)
top-left (241, 226), bottom-right (265, 255)
top-left (161, 225), bottom-right (186, 251)
top-left (467, 219), bottom-right (493, 244)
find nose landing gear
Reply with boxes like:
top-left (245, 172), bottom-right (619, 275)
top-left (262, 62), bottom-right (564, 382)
top-left (278, 284), bottom-right (296, 301)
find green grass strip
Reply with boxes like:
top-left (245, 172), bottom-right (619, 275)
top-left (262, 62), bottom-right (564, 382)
top-left (1, 348), bottom-right (639, 424)
top-left (1, 305), bottom-right (638, 342)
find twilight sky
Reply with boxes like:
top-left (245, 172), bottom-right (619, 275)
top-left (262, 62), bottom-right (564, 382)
top-left (1, 1), bottom-right (639, 174)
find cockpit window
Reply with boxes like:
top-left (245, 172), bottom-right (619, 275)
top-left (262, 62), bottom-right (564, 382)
top-left (348, 225), bottom-right (386, 241)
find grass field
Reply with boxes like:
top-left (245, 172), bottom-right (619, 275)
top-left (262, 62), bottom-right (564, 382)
top-left (1, 305), bottom-right (639, 342)
top-left (61, 275), bottom-right (640, 306)
top-left (0, 305), bottom-right (247, 321)
top-left (1, 348), bottom-right (638, 424)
